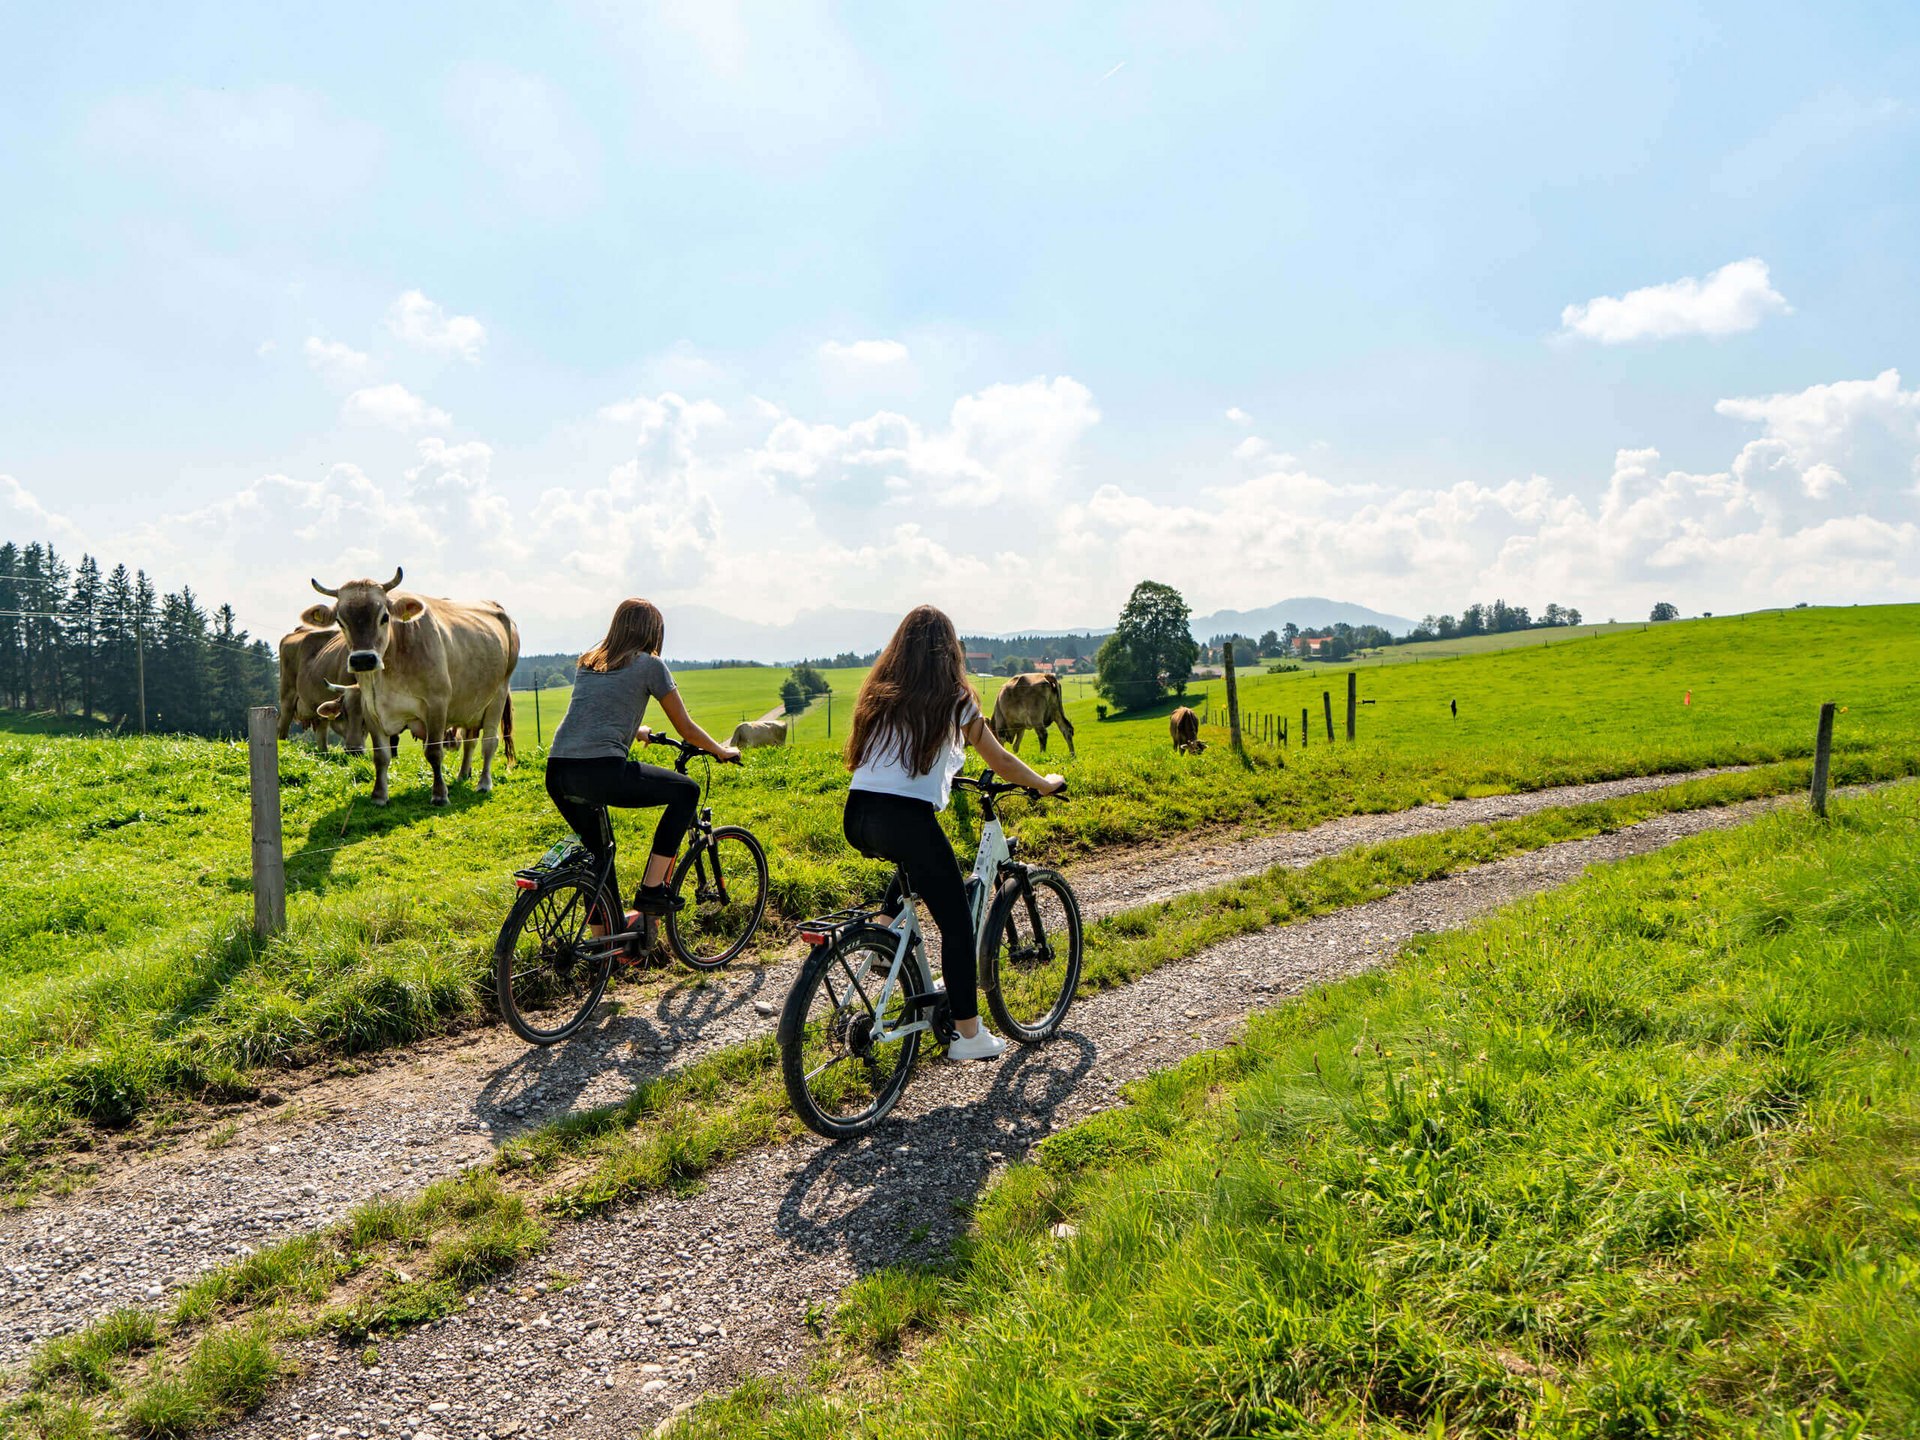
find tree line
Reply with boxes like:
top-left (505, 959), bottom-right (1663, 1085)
top-left (0, 538), bottom-right (277, 737)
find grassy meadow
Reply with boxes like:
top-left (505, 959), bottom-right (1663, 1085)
top-left (681, 781), bottom-right (1920, 1439)
top-left (0, 605), bottom-right (1914, 1183)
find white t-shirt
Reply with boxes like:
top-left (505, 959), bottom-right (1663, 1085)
top-left (849, 696), bottom-right (981, 811)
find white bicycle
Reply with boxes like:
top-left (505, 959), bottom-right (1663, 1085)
top-left (778, 773), bottom-right (1083, 1139)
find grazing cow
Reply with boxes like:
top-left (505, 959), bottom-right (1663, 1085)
top-left (991, 673), bottom-right (1076, 757)
top-left (729, 718), bottom-right (789, 749)
top-left (278, 625), bottom-right (342, 749)
top-left (304, 568), bottom-right (519, 806)
top-left (1170, 706), bottom-right (1205, 755)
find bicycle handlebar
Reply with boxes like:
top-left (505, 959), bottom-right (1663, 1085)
top-left (952, 773), bottom-right (1068, 801)
top-left (643, 732), bottom-right (741, 768)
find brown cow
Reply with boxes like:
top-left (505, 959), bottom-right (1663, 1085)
top-left (1170, 706), bottom-right (1205, 754)
top-left (304, 568), bottom-right (519, 806)
top-left (278, 625), bottom-right (383, 754)
top-left (991, 673), bottom-right (1076, 757)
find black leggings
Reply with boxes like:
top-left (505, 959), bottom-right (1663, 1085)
top-left (546, 756), bottom-right (700, 908)
top-left (843, 789), bottom-right (977, 1023)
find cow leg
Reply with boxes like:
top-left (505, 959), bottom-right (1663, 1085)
top-left (426, 708), bottom-right (450, 805)
top-left (1036, 725), bottom-right (1049, 754)
top-left (315, 722), bottom-right (330, 753)
top-left (371, 734), bottom-right (391, 805)
top-left (456, 730), bottom-right (476, 784)
top-left (1057, 712), bottom-right (1076, 758)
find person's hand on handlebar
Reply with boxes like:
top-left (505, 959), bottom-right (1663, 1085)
top-left (714, 744), bottom-right (741, 765)
top-left (1037, 773), bottom-right (1066, 795)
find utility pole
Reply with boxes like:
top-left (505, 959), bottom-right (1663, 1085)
top-left (136, 620), bottom-right (147, 736)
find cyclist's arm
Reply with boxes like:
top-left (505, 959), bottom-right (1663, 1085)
top-left (964, 714), bottom-right (1064, 793)
top-left (655, 690), bottom-right (740, 761)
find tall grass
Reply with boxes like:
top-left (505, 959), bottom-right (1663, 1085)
top-left (675, 784), bottom-right (1920, 1438)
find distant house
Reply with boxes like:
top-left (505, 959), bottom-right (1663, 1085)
top-left (1294, 636), bottom-right (1332, 657)
top-left (1032, 659), bottom-right (1055, 674)
top-left (965, 650), bottom-right (993, 672)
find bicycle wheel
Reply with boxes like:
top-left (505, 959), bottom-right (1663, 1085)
top-left (983, 867), bottom-right (1083, 1043)
top-left (494, 871), bottom-right (618, 1044)
top-left (666, 826), bottom-right (770, 971)
top-left (779, 926), bottom-right (924, 1139)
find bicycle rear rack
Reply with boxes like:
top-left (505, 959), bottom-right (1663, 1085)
top-left (795, 905), bottom-right (883, 946)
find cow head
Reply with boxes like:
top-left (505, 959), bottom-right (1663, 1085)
top-left (301, 569), bottom-right (419, 675)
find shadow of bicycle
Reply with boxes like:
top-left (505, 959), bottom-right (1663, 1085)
top-left (773, 1029), bottom-right (1099, 1276)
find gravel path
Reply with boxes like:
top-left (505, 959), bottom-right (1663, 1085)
top-left (0, 766), bottom-right (1740, 1370)
top-left (217, 793), bottom-right (1797, 1440)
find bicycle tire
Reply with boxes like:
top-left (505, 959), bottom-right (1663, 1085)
top-left (665, 825), bottom-right (770, 971)
top-left (494, 870), bottom-right (618, 1045)
top-left (982, 867), bottom-right (1083, 1043)
top-left (779, 925), bottom-right (924, 1139)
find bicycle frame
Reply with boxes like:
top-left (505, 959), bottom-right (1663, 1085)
top-left (843, 809), bottom-right (1014, 1045)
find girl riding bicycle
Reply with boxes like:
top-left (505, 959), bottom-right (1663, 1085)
top-left (547, 599), bottom-right (739, 929)
top-left (844, 605), bottom-right (1064, 1062)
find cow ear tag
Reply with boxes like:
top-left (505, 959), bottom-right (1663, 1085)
top-left (301, 604), bottom-right (335, 628)
top-left (392, 597), bottom-right (426, 623)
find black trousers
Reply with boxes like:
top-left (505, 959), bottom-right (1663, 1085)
top-left (546, 756), bottom-right (700, 909)
top-left (844, 789), bottom-right (978, 1022)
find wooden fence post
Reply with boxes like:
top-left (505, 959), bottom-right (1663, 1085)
top-left (248, 706), bottom-right (286, 939)
top-left (1810, 701), bottom-right (1836, 818)
top-left (1346, 671), bottom-right (1357, 742)
top-left (1322, 690), bottom-right (1335, 742)
top-left (532, 684), bottom-right (542, 748)
top-left (1301, 706), bottom-right (1309, 748)
top-left (1223, 641), bottom-right (1245, 758)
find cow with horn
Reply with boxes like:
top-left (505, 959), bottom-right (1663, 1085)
top-left (302, 568), bottom-right (520, 806)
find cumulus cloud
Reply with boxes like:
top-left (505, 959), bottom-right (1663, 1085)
top-left (1560, 258), bottom-right (1790, 344)
top-left (819, 338), bottom-right (909, 368)
top-left (752, 375), bottom-right (1099, 509)
top-left (1717, 369), bottom-right (1920, 502)
top-left (14, 359), bottom-right (1920, 653)
top-left (1225, 406), bottom-right (1252, 425)
top-left (342, 383), bottom-right (452, 431)
top-left (387, 291), bottom-right (487, 362)
top-left (303, 336), bottom-right (373, 389)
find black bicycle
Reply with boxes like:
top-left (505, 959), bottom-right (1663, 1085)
top-left (779, 774), bottom-right (1081, 1138)
top-left (494, 734), bottom-right (770, 1044)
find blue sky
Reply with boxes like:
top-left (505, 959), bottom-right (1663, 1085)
top-left (3, 1), bottom-right (1917, 650)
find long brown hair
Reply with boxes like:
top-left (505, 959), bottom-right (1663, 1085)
top-left (846, 605), bottom-right (978, 775)
top-left (579, 598), bottom-right (665, 673)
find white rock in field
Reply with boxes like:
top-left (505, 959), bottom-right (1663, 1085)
top-left (1050, 1222), bottom-right (1077, 1240)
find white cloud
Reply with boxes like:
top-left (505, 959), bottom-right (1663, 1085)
top-left (1225, 406), bottom-right (1252, 425)
top-left (303, 336), bottom-right (373, 389)
top-left (752, 375), bottom-right (1099, 509)
top-left (1717, 369), bottom-right (1920, 502)
top-left (819, 338), bottom-right (910, 368)
top-left (341, 383), bottom-right (452, 431)
top-left (1559, 258), bottom-right (1790, 344)
top-left (386, 291), bottom-right (487, 362)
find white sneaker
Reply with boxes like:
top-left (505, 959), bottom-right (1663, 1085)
top-left (948, 1027), bottom-right (1007, 1062)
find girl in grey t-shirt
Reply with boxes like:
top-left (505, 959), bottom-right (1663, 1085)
top-left (545, 599), bottom-right (738, 923)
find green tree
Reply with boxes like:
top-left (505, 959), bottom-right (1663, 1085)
top-left (1095, 580), bottom-right (1199, 711)
top-left (1650, 601), bottom-right (1680, 621)
top-left (780, 677), bottom-right (807, 714)
top-left (790, 663), bottom-right (830, 697)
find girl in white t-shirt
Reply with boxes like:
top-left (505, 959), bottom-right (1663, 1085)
top-left (844, 605), bottom-right (1064, 1061)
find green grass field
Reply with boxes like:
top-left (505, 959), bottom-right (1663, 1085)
top-left (0, 605), bottom-right (1914, 1185)
top-left (679, 782), bottom-right (1920, 1438)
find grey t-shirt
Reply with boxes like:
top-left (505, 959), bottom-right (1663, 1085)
top-left (548, 655), bottom-right (676, 760)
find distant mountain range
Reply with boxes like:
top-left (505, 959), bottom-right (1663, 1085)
top-left (1189, 596), bottom-right (1418, 638)
top-left (652, 596), bottom-right (1418, 664)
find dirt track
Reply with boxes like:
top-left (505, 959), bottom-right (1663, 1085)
top-left (0, 766), bottom-right (1745, 1371)
top-left (218, 791), bottom-right (1809, 1439)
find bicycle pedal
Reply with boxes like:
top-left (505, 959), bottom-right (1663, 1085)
top-left (930, 992), bottom-right (957, 1044)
